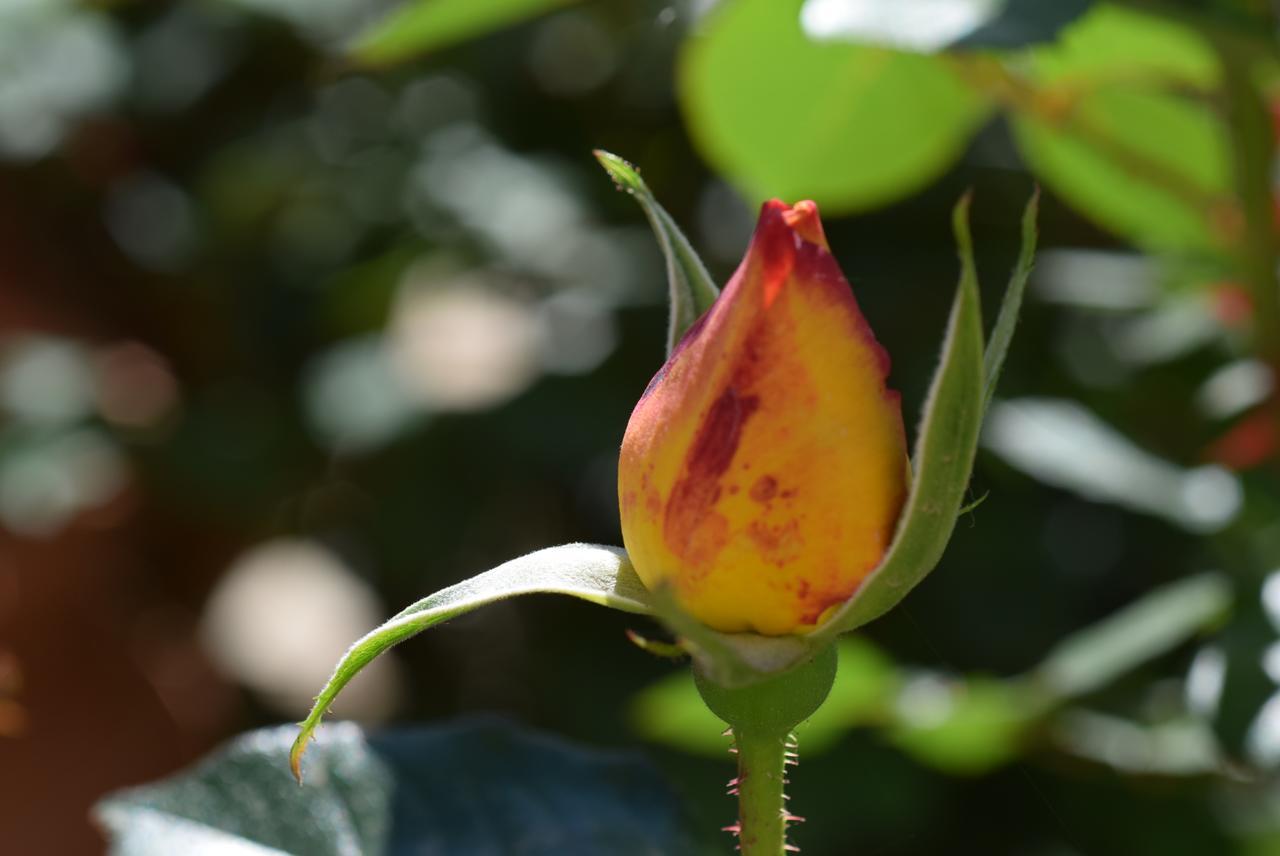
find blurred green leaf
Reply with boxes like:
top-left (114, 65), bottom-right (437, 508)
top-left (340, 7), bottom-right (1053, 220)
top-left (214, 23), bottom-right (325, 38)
top-left (97, 719), bottom-right (704, 855)
top-left (680, 0), bottom-right (989, 211)
top-left (1052, 710), bottom-right (1223, 776)
top-left (292, 544), bottom-right (651, 778)
top-left (1009, 5), bottom-right (1231, 252)
top-left (630, 668), bottom-right (728, 758)
top-left (983, 398), bottom-right (1243, 532)
top-left (634, 578), bottom-right (1231, 774)
top-left (800, 0), bottom-right (1092, 52)
top-left (1211, 576), bottom-right (1279, 763)
top-left (594, 150), bottom-right (719, 354)
top-left (888, 676), bottom-right (1037, 774)
top-left (813, 195), bottom-right (986, 641)
top-left (1033, 573), bottom-right (1231, 702)
top-left (792, 637), bottom-right (901, 753)
top-left (353, 0), bottom-right (576, 64)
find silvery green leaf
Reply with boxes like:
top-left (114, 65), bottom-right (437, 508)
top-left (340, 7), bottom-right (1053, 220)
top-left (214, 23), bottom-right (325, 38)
top-left (291, 543), bottom-right (650, 778)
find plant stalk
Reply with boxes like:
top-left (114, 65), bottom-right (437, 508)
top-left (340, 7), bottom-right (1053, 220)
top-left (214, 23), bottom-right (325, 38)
top-left (733, 727), bottom-right (790, 856)
top-left (1216, 41), bottom-right (1280, 366)
top-left (694, 644), bottom-right (837, 855)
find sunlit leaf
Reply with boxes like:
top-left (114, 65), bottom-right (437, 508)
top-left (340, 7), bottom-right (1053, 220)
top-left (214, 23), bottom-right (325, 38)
top-left (801, 0), bottom-right (1091, 52)
top-left (680, 0), bottom-right (989, 211)
top-left (1009, 5), bottom-right (1231, 252)
top-left (353, 0), bottom-right (577, 64)
top-left (291, 544), bottom-right (651, 778)
top-left (98, 719), bottom-right (703, 855)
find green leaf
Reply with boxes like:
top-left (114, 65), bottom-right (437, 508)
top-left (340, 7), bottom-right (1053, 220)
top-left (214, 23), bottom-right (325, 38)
top-left (800, 0), bottom-right (1092, 53)
top-left (594, 150), bottom-right (720, 353)
top-left (1010, 5), bottom-right (1232, 252)
top-left (1032, 573), bottom-right (1231, 702)
top-left (811, 194), bottom-right (986, 642)
top-left (1203, 575), bottom-right (1275, 761)
top-left (680, 0), bottom-right (989, 212)
top-left (630, 669), bottom-right (730, 758)
top-left (291, 544), bottom-right (650, 779)
top-left (97, 719), bottom-right (704, 855)
top-left (888, 676), bottom-right (1037, 774)
top-left (982, 188), bottom-right (1039, 411)
top-left (1052, 710), bottom-right (1223, 776)
top-left (982, 398), bottom-right (1243, 533)
top-left (352, 0), bottom-right (576, 64)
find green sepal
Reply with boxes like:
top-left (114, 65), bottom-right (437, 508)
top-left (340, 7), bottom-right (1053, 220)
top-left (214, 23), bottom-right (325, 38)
top-left (646, 584), bottom-right (812, 688)
top-left (1032, 572), bottom-right (1231, 702)
top-left (290, 543), bottom-right (650, 781)
top-left (983, 188), bottom-right (1039, 412)
top-left (694, 644), bottom-right (838, 735)
top-left (809, 193), bottom-right (988, 643)
top-left (594, 150), bottom-right (720, 354)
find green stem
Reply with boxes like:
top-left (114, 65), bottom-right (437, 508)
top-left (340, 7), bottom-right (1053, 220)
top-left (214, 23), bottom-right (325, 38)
top-left (694, 645), bottom-right (837, 855)
top-left (1215, 41), bottom-right (1280, 366)
top-left (733, 727), bottom-right (790, 856)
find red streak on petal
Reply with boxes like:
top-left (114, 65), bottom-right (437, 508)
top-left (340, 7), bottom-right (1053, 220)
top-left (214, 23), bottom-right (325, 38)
top-left (663, 386), bottom-right (759, 563)
top-left (746, 518), bottom-right (801, 566)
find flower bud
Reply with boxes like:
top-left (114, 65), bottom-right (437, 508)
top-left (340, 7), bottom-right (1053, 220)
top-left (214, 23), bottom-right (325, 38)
top-left (618, 200), bottom-right (909, 635)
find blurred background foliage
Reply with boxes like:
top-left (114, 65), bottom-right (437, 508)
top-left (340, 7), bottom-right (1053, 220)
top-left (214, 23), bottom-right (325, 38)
top-left (6, 0), bottom-right (1280, 853)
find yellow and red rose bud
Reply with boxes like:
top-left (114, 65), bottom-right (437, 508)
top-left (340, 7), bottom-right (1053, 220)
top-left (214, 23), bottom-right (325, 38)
top-left (618, 200), bottom-right (909, 636)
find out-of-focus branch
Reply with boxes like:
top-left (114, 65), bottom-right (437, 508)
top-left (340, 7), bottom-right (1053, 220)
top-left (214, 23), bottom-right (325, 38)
top-left (1216, 42), bottom-right (1280, 365)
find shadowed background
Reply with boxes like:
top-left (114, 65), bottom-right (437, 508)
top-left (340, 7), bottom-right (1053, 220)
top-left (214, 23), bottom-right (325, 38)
top-left (1, 2), bottom-right (1275, 854)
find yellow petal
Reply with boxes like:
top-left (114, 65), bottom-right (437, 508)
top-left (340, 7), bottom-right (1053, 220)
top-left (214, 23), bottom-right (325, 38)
top-left (618, 199), bottom-right (909, 636)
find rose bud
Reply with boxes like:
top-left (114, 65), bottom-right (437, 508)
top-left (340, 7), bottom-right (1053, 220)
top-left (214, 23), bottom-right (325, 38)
top-left (618, 199), bottom-right (909, 636)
